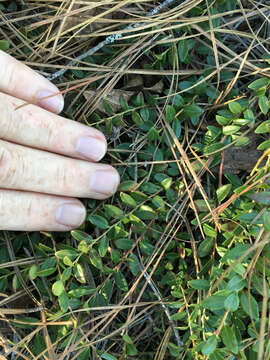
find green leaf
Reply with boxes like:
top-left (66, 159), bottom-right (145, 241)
top-left (73, 263), bottom-right (86, 284)
top-left (170, 312), bottom-right (186, 321)
top-left (234, 136), bottom-right (250, 147)
top-left (98, 236), bottom-right (109, 257)
top-left (29, 265), bottom-right (38, 280)
top-left (232, 118), bottom-right (250, 126)
top-left (240, 292), bottom-right (259, 320)
top-left (126, 343), bottom-right (138, 356)
top-left (216, 184), bottom-right (232, 204)
top-left (135, 205), bottom-right (156, 220)
top-left (88, 215), bottom-right (109, 229)
top-left (122, 334), bottom-right (133, 344)
top-left (78, 241), bottom-right (89, 254)
top-left (114, 270), bottom-right (128, 292)
top-left (183, 103), bottom-right (203, 119)
top-left (222, 125), bottom-right (241, 135)
top-left (216, 115), bottom-right (230, 126)
top-left (63, 256), bottom-right (73, 267)
top-left (263, 211), bottom-right (270, 231)
top-left (147, 127), bottom-right (159, 141)
top-left (140, 182), bottom-right (161, 194)
top-left (115, 238), bottom-right (134, 250)
top-left (118, 181), bottom-right (138, 192)
top-left (202, 335), bottom-right (217, 355)
top-left (226, 275), bottom-right (246, 292)
top-left (140, 108), bottom-right (149, 122)
top-left (220, 325), bottom-right (238, 354)
top-left (250, 192), bottom-right (270, 205)
top-left (55, 249), bottom-right (78, 260)
top-left (0, 40), bottom-right (9, 51)
top-left (68, 287), bottom-right (96, 298)
top-left (258, 95), bottom-right (269, 115)
top-left (71, 230), bottom-right (93, 243)
top-left (255, 120), bottom-right (270, 134)
top-left (132, 111), bottom-right (144, 126)
top-left (248, 77), bottom-right (270, 90)
top-left (228, 102), bottom-right (242, 115)
top-left (101, 353), bottom-right (118, 360)
top-left (52, 280), bottom-right (65, 297)
top-left (203, 224), bottom-right (217, 238)
top-left (224, 292), bottom-right (239, 312)
top-left (62, 267), bottom-right (72, 282)
top-left (41, 257), bottom-right (56, 269)
top-left (36, 268), bottom-right (56, 277)
top-left (202, 294), bottom-right (226, 311)
top-left (178, 39), bottom-right (189, 62)
top-left (152, 195), bottom-right (165, 208)
top-left (198, 237), bottom-right (214, 257)
top-left (222, 244), bottom-right (251, 262)
top-left (165, 105), bottom-right (176, 123)
top-left (102, 99), bottom-right (114, 115)
top-left (161, 177), bottom-right (172, 190)
top-left (89, 249), bottom-right (103, 270)
top-left (58, 292), bottom-right (69, 312)
top-left (128, 254), bottom-right (140, 276)
top-left (244, 108), bottom-right (255, 125)
top-left (257, 139), bottom-right (270, 150)
top-left (120, 192), bottom-right (137, 208)
top-left (104, 205), bottom-right (123, 219)
top-left (188, 279), bottom-right (210, 290)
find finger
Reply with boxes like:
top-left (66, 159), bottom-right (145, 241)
top-left (0, 50), bottom-right (64, 114)
top-left (0, 93), bottom-right (107, 162)
top-left (0, 140), bottom-right (120, 200)
top-left (0, 189), bottom-right (86, 231)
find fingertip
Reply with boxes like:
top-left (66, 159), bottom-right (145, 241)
top-left (36, 88), bottom-right (64, 114)
top-left (55, 200), bottom-right (86, 228)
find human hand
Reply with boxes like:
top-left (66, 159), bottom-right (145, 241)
top-left (0, 51), bottom-right (120, 231)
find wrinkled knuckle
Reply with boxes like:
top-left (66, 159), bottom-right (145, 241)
top-left (56, 164), bottom-right (72, 193)
top-left (0, 145), bottom-right (16, 185)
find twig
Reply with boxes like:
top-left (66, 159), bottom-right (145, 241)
top-left (48, 0), bottom-right (181, 81)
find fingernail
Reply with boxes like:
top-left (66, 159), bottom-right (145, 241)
top-left (76, 136), bottom-right (106, 161)
top-left (56, 203), bottom-right (86, 227)
top-left (89, 169), bottom-right (120, 195)
top-left (36, 89), bottom-right (64, 113)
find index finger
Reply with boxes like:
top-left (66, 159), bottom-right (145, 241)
top-left (0, 50), bottom-right (64, 114)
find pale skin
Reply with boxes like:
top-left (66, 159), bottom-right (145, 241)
top-left (0, 51), bottom-right (120, 231)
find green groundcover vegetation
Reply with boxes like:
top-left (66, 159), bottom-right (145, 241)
top-left (1, 0), bottom-right (270, 359)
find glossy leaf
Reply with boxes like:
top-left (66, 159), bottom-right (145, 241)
top-left (228, 102), bottom-right (242, 115)
top-left (222, 125), bottom-right (241, 135)
top-left (73, 263), bottom-right (86, 284)
top-left (258, 95), bottom-right (269, 115)
top-left (216, 184), bottom-right (232, 204)
top-left (120, 192), bottom-right (137, 208)
top-left (201, 335), bottom-right (217, 355)
top-left (224, 292), bottom-right (239, 312)
top-left (188, 279), bottom-right (210, 290)
top-left (104, 205), bottom-right (123, 219)
top-left (114, 270), bottom-right (128, 292)
top-left (71, 230), bottom-right (93, 243)
top-left (198, 237), bottom-right (214, 257)
top-left (220, 325), bottom-right (238, 354)
top-left (203, 224), bottom-right (217, 238)
top-left (165, 105), bottom-right (176, 123)
top-left (52, 280), bottom-right (65, 297)
top-left (255, 120), bottom-right (270, 134)
top-left (240, 292), bottom-right (259, 320)
top-left (248, 77), bottom-right (270, 90)
top-left (88, 215), bottom-right (109, 229)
